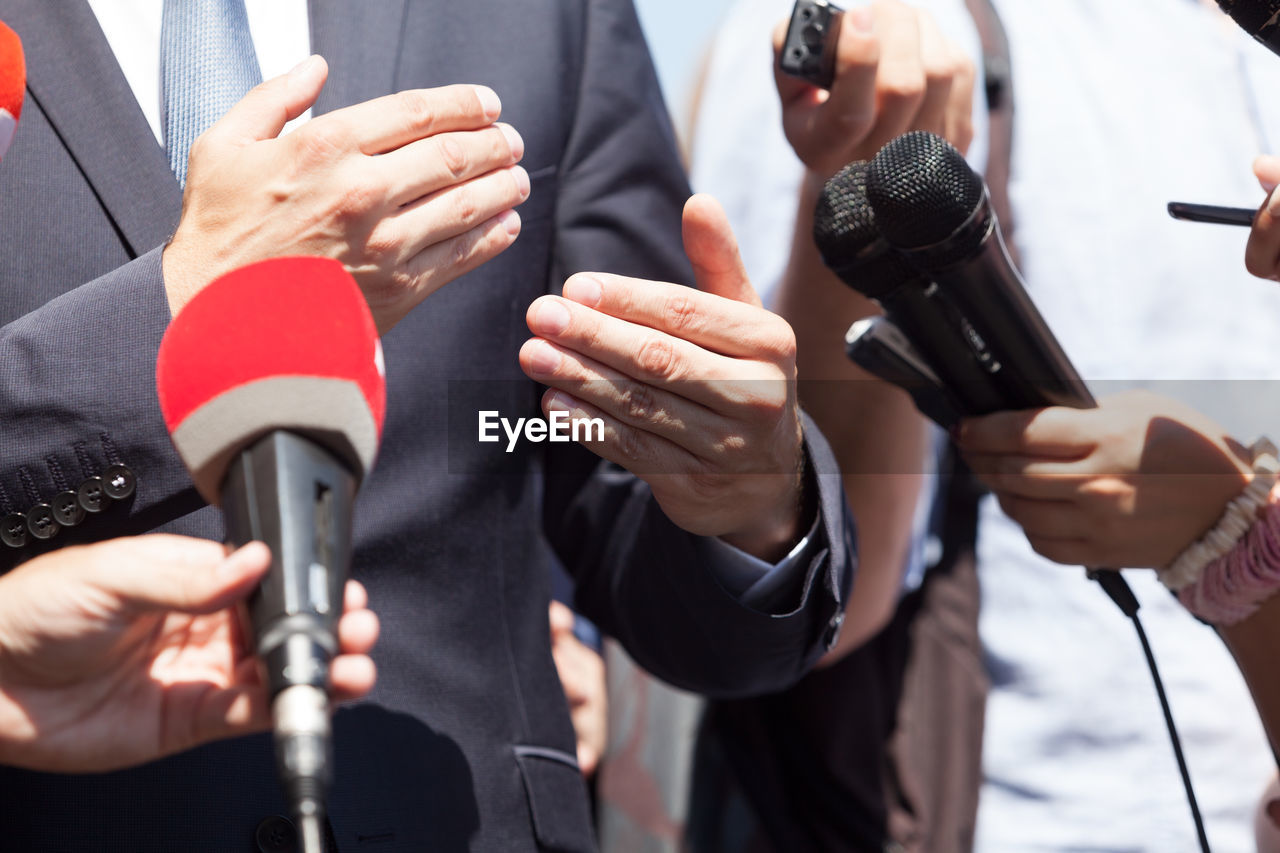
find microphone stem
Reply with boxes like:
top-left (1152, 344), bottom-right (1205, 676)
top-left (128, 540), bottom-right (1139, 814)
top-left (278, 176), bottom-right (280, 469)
top-left (272, 684), bottom-right (334, 853)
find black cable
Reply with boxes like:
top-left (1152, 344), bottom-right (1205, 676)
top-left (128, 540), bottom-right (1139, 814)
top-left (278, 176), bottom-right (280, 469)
top-left (1089, 571), bottom-right (1211, 853)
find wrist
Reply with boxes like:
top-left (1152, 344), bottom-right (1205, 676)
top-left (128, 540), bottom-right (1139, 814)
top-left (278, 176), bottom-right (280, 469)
top-left (719, 442), bottom-right (812, 563)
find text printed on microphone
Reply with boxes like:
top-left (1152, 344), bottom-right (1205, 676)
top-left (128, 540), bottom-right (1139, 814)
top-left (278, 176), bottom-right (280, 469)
top-left (478, 410), bottom-right (604, 452)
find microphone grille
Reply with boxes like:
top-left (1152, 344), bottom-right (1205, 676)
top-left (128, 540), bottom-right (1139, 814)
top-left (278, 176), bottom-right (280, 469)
top-left (866, 131), bottom-right (983, 250)
top-left (1216, 0), bottom-right (1280, 37)
top-left (813, 161), bottom-right (877, 268)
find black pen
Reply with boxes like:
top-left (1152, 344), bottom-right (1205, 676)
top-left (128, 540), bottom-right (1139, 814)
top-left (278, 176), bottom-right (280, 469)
top-left (1167, 201), bottom-right (1255, 226)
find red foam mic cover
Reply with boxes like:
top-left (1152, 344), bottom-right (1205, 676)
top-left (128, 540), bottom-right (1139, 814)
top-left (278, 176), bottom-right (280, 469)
top-left (0, 22), bottom-right (25, 161)
top-left (157, 257), bottom-right (386, 503)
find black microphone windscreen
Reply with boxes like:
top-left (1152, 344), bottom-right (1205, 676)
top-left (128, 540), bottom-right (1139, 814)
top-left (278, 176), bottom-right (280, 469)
top-left (814, 161), bottom-right (877, 267)
top-left (814, 161), bottom-right (922, 301)
top-left (866, 131), bottom-right (983, 252)
top-left (1216, 0), bottom-right (1280, 43)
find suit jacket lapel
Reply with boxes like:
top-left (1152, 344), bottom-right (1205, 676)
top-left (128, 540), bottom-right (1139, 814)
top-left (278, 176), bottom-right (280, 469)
top-left (2, 0), bottom-right (181, 258)
top-left (309, 0), bottom-right (410, 115)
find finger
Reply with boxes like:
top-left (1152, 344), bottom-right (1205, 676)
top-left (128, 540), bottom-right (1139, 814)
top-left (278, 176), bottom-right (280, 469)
top-left (1246, 199), bottom-right (1280, 281)
top-left (996, 493), bottom-right (1087, 539)
top-left (318, 84), bottom-right (502, 156)
top-left (378, 123), bottom-right (524, 207)
top-left (1256, 154), bottom-right (1280, 193)
top-left (548, 600), bottom-right (576, 636)
top-left (393, 208), bottom-right (522, 314)
top-left (540, 388), bottom-right (703, 477)
top-left (681, 194), bottom-right (761, 308)
top-left (203, 55), bottom-right (328, 147)
top-left (911, 11), bottom-right (957, 138)
top-left (964, 453), bottom-right (1090, 498)
top-left (344, 579), bottom-right (368, 613)
top-left (521, 338), bottom-right (745, 454)
top-left (337, 608), bottom-right (380, 656)
top-left (842, 0), bottom-right (926, 154)
top-left (390, 165), bottom-right (530, 264)
top-left (778, 6), bottom-right (879, 142)
top-left (956, 408), bottom-right (1095, 457)
top-left (103, 538), bottom-right (272, 616)
top-left (546, 274), bottom-right (794, 362)
top-left (943, 41), bottom-right (975, 153)
top-left (1025, 536), bottom-right (1096, 568)
top-left (330, 655), bottom-right (378, 702)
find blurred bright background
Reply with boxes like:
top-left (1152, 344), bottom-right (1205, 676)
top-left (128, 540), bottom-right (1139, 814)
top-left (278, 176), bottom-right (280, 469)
top-left (633, 0), bottom-right (736, 136)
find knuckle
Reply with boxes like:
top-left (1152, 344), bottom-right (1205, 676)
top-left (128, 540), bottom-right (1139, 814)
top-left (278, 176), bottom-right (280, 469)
top-left (637, 336), bottom-right (676, 380)
top-left (449, 230), bottom-right (475, 268)
top-left (335, 182), bottom-right (380, 221)
top-left (621, 383), bottom-right (657, 424)
top-left (436, 135), bottom-right (469, 180)
top-left (450, 189), bottom-right (480, 227)
top-left (762, 320), bottom-right (797, 362)
top-left (396, 89), bottom-right (436, 131)
top-left (662, 293), bottom-right (699, 334)
top-left (880, 71), bottom-right (926, 104)
top-left (616, 423), bottom-right (648, 462)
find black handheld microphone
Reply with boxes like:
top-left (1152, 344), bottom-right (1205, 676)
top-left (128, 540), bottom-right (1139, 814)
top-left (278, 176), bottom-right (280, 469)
top-left (864, 132), bottom-right (1212, 851)
top-left (866, 131), bottom-right (1093, 410)
top-left (813, 160), bottom-right (1008, 417)
top-left (1215, 0), bottom-right (1280, 56)
top-left (156, 257), bottom-right (386, 853)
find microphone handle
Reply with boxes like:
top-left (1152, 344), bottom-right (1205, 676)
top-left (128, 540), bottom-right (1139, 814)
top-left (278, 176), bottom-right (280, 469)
top-left (924, 222), bottom-right (1094, 410)
top-left (220, 429), bottom-right (357, 844)
top-left (879, 278), bottom-right (1011, 416)
top-left (221, 430), bottom-right (356, 693)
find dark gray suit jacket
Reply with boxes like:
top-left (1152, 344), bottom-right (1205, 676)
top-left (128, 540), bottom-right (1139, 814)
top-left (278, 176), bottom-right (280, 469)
top-left (0, 1), bottom-right (854, 850)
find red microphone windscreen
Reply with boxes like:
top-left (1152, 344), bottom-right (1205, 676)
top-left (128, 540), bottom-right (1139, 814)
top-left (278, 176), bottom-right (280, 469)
top-left (0, 22), bottom-right (25, 161)
top-left (157, 256), bottom-right (386, 504)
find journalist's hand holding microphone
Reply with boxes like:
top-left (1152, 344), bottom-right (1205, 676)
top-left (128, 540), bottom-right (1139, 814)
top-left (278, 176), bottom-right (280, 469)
top-left (768, 0), bottom-right (976, 655)
top-left (956, 390), bottom-right (1253, 570)
top-left (0, 535), bottom-right (378, 774)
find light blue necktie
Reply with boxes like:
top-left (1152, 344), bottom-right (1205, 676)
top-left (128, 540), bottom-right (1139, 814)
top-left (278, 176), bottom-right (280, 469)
top-left (161, 0), bottom-right (263, 187)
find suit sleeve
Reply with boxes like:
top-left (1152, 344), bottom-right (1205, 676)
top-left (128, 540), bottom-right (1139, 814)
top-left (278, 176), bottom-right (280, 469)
top-left (543, 0), bottom-right (856, 698)
top-left (0, 249), bottom-right (206, 569)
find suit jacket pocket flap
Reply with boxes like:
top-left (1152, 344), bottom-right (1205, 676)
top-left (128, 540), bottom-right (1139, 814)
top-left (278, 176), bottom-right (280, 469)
top-left (513, 746), bottom-right (596, 852)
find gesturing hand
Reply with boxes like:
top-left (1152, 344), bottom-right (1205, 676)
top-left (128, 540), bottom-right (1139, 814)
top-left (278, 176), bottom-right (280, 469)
top-left (548, 602), bottom-right (607, 777)
top-left (774, 0), bottom-right (975, 181)
top-left (0, 535), bottom-right (378, 773)
top-left (519, 195), bottom-right (806, 562)
top-left (957, 390), bottom-right (1253, 569)
top-left (164, 55), bottom-right (529, 333)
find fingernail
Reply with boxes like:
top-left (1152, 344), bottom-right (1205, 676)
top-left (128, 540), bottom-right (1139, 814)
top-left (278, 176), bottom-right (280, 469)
top-left (545, 390), bottom-right (574, 413)
top-left (498, 123), bottom-right (524, 161)
top-left (288, 54), bottom-right (321, 81)
top-left (526, 341), bottom-right (561, 376)
top-left (475, 86), bottom-right (501, 120)
top-left (563, 275), bottom-right (602, 307)
top-left (499, 208), bottom-right (521, 236)
top-left (533, 299), bottom-right (570, 335)
top-left (849, 6), bottom-right (874, 33)
top-left (512, 165), bottom-right (530, 200)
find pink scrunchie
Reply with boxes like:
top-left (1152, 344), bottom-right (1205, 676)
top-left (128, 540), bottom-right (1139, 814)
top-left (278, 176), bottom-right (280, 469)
top-left (1179, 495), bottom-right (1280, 626)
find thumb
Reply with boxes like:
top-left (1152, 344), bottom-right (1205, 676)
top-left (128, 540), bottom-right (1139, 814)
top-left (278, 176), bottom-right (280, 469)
top-left (93, 536), bottom-right (272, 616)
top-left (205, 54), bottom-right (328, 147)
top-left (1256, 154), bottom-right (1280, 194)
top-left (682, 193), bottom-right (762, 308)
top-left (548, 600), bottom-right (575, 638)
